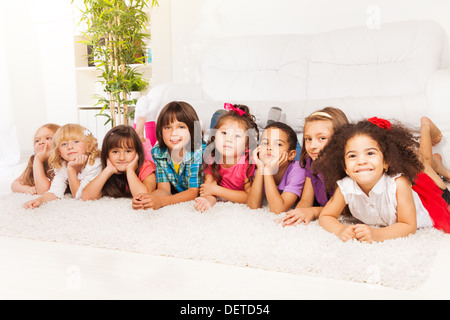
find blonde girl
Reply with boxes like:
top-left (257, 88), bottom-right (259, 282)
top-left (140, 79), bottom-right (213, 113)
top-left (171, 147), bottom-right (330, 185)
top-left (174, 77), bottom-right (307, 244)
top-left (281, 107), bottom-right (349, 226)
top-left (194, 103), bottom-right (259, 212)
top-left (11, 123), bottom-right (60, 195)
top-left (24, 124), bottom-right (101, 209)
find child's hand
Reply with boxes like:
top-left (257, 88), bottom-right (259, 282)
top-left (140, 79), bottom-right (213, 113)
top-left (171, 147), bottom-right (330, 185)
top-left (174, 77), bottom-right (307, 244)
top-left (25, 186), bottom-right (37, 196)
top-left (126, 154), bottom-right (139, 173)
top-left (194, 197), bottom-right (213, 213)
top-left (132, 193), bottom-right (162, 210)
top-left (106, 159), bottom-right (119, 175)
top-left (264, 151), bottom-right (288, 175)
top-left (280, 207), bottom-right (315, 226)
top-left (354, 224), bottom-right (376, 243)
top-left (339, 225), bottom-right (357, 242)
top-left (35, 144), bottom-right (51, 162)
top-left (23, 197), bottom-right (42, 209)
top-left (67, 155), bottom-right (88, 173)
top-left (252, 147), bottom-right (264, 169)
top-left (200, 182), bottom-right (217, 197)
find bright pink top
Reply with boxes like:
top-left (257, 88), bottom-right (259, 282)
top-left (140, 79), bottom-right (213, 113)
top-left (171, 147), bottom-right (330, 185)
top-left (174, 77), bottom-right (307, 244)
top-left (204, 156), bottom-right (255, 191)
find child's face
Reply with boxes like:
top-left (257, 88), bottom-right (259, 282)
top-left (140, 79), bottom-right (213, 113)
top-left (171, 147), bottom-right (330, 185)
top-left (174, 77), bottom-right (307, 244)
top-left (108, 147), bottom-right (137, 172)
top-left (34, 127), bottom-right (55, 154)
top-left (303, 120), bottom-right (334, 160)
top-left (344, 134), bottom-right (388, 193)
top-left (162, 120), bottom-right (191, 153)
top-left (58, 139), bottom-right (89, 162)
top-left (214, 120), bottom-right (247, 162)
top-left (259, 128), bottom-right (294, 163)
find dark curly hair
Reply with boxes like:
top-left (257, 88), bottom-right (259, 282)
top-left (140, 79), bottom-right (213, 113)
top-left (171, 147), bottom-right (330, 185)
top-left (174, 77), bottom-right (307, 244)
top-left (203, 104), bottom-right (259, 186)
top-left (314, 119), bottom-right (424, 192)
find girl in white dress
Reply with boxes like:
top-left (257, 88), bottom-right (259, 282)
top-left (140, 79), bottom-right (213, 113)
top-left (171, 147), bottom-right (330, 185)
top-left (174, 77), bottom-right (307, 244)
top-left (315, 117), bottom-right (450, 242)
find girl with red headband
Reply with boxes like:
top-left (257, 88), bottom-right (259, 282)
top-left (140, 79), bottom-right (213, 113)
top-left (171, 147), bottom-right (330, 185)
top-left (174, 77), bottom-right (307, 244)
top-left (194, 104), bottom-right (258, 212)
top-left (315, 117), bottom-right (450, 242)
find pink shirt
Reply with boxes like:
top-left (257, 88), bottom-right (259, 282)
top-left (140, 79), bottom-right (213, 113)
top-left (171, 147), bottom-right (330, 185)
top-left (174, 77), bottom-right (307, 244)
top-left (205, 156), bottom-right (255, 191)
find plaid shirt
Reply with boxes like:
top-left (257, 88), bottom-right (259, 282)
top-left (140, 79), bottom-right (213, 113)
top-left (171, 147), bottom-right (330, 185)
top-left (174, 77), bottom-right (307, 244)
top-left (151, 142), bottom-right (206, 193)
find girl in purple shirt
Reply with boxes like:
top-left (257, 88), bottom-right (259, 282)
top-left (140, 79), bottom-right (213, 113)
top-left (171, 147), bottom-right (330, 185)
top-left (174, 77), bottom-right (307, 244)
top-left (281, 107), bottom-right (349, 226)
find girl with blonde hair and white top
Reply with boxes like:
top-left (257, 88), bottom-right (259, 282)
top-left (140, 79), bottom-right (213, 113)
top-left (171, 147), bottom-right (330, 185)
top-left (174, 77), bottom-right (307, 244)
top-left (24, 124), bottom-right (101, 209)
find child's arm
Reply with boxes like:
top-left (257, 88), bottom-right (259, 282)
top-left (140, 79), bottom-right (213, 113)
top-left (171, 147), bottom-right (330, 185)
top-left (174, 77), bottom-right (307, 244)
top-left (11, 176), bottom-right (36, 195)
top-left (318, 186), bottom-right (354, 241)
top-left (194, 174), bottom-right (217, 212)
top-left (264, 174), bottom-right (298, 214)
top-left (132, 182), bottom-right (199, 210)
top-left (33, 146), bottom-right (52, 194)
top-left (66, 155), bottom-right (88, 198)
top-left (23, 192), bottom-right (58, 209)
top-left (81, 160), bottom-right (117, 200)
top-left (354, 176), bottom-right (417, 242)
top-left (281, 178), bottom-right (322, 226)
top-left (200, 180), bottom-right (250, 204)
top-left (247, 147), bottom-right (265, 209)
top-left (126, 155), bottom-right (156, 197)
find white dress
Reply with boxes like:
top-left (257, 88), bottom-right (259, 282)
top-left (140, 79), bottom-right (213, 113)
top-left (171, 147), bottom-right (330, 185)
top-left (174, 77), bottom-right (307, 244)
top-left (48, 157), bottom-right (102, 200)
top-left (337, 174), bottom-right (433, 228)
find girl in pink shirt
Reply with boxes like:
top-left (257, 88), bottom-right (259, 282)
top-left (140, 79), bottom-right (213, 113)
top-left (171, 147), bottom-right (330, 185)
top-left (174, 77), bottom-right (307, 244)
top-left (194, 104), bottom-right (259, 212)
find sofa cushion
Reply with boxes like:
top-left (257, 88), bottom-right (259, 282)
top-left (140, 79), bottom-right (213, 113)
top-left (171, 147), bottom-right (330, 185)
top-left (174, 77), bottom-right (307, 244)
top-left (202, 35), bottom-right (311, 102)
top-left (308, 20), bottom-right (445, 99)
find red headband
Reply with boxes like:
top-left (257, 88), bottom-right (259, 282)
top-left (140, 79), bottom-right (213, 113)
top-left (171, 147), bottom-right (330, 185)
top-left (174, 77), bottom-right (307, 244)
top-left (224, 103), bottom-right (246, 116)
top-left (368, 117), bottom-right (391, 130)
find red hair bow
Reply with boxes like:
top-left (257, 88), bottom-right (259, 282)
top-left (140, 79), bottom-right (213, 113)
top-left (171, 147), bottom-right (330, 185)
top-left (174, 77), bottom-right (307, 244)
top-left (368, 117), bottom-right (391, 130)
top-left (224, 103), bottom-right (246, 116)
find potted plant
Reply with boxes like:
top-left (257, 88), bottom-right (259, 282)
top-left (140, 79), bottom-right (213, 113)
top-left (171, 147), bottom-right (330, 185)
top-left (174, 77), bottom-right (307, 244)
top-left (74, 0), bottom-right (158, 127)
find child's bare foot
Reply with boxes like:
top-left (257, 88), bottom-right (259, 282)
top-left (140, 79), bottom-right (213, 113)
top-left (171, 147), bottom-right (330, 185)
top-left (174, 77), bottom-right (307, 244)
top-left (421, 117), bottom-right (442, 146)
top-left (432, 153), bottom-right (450, 181)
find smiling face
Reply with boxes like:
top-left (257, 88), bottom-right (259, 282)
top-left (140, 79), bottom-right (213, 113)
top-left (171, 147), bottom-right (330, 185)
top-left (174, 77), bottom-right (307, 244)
top-left (344, 134), bottom-right (388, 194)
top-left (58, 139), bottom-right (89, 162)
top-left (34, 127), bottom-right (55, 154)
top-left (303, 120), bottom-right (334, 160)
top-left (213, 120), bottom-right (247, 164)
top-left (162, 119), bottom-right (191, 155)
top-left (108, 143), bottom-right (137, 173)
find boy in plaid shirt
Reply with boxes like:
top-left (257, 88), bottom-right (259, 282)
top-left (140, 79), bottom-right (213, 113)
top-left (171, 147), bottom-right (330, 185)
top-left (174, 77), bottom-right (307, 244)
top-left (132, 101), bottom-right (205, 210)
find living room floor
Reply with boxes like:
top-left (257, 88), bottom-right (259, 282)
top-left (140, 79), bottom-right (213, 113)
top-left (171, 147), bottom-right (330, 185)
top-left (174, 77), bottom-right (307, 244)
top-left (1, 161), bottom-right (450, 300)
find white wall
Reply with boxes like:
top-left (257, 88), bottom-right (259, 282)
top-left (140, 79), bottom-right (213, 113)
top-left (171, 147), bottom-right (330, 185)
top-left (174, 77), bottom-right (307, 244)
top-left (2, 0), bottom-right (77, 158)
top-left (151, 0), bottom-right (450, 85)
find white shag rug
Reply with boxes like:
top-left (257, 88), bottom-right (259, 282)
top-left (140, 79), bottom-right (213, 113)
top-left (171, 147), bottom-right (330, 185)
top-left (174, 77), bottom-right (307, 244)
top-left (0, 193), bottom-right (444, 290)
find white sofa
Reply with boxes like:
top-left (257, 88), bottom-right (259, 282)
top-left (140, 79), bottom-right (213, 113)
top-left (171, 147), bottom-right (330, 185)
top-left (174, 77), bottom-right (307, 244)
top-left (148, 20), bottom-right (450, 167)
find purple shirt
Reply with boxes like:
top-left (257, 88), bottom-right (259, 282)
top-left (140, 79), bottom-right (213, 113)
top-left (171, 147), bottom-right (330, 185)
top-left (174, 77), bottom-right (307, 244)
top-left (304, 157), bottom-right (334, 206)
top-left (263, 160), bottom-right (306, 197)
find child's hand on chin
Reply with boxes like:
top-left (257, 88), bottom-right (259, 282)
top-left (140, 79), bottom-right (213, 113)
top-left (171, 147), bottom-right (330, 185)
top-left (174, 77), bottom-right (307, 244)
top-left (68, 155), bottom-right (88, 173)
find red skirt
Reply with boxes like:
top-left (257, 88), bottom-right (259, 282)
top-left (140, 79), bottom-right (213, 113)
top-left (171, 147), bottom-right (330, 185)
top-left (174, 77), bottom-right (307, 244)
top-left (412, 173), bottom-right (450, 233)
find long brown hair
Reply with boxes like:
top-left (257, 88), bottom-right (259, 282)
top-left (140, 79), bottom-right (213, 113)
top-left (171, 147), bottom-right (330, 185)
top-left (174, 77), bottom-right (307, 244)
top-left (100, 125), bottom-right (146, 198)
top-left (20, 123), bottom-right (60, 186)
top-left (203, 104), bottom-right (259, 185)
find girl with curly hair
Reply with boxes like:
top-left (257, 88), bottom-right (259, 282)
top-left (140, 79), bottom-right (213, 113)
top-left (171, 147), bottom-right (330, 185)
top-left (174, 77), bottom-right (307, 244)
top-left (316, 117), bottom-right (450, 242)
top-left (194, 103), bottom-right (258, 212)
top-left (281, 107), bottom-right (349, 226)
top-left (23, 124), bottom-right (102, 209)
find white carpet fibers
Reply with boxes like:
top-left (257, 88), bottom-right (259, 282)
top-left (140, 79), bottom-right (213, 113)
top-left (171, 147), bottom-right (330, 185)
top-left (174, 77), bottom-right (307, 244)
top-left (0, 193), bottom-right (444, 290)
